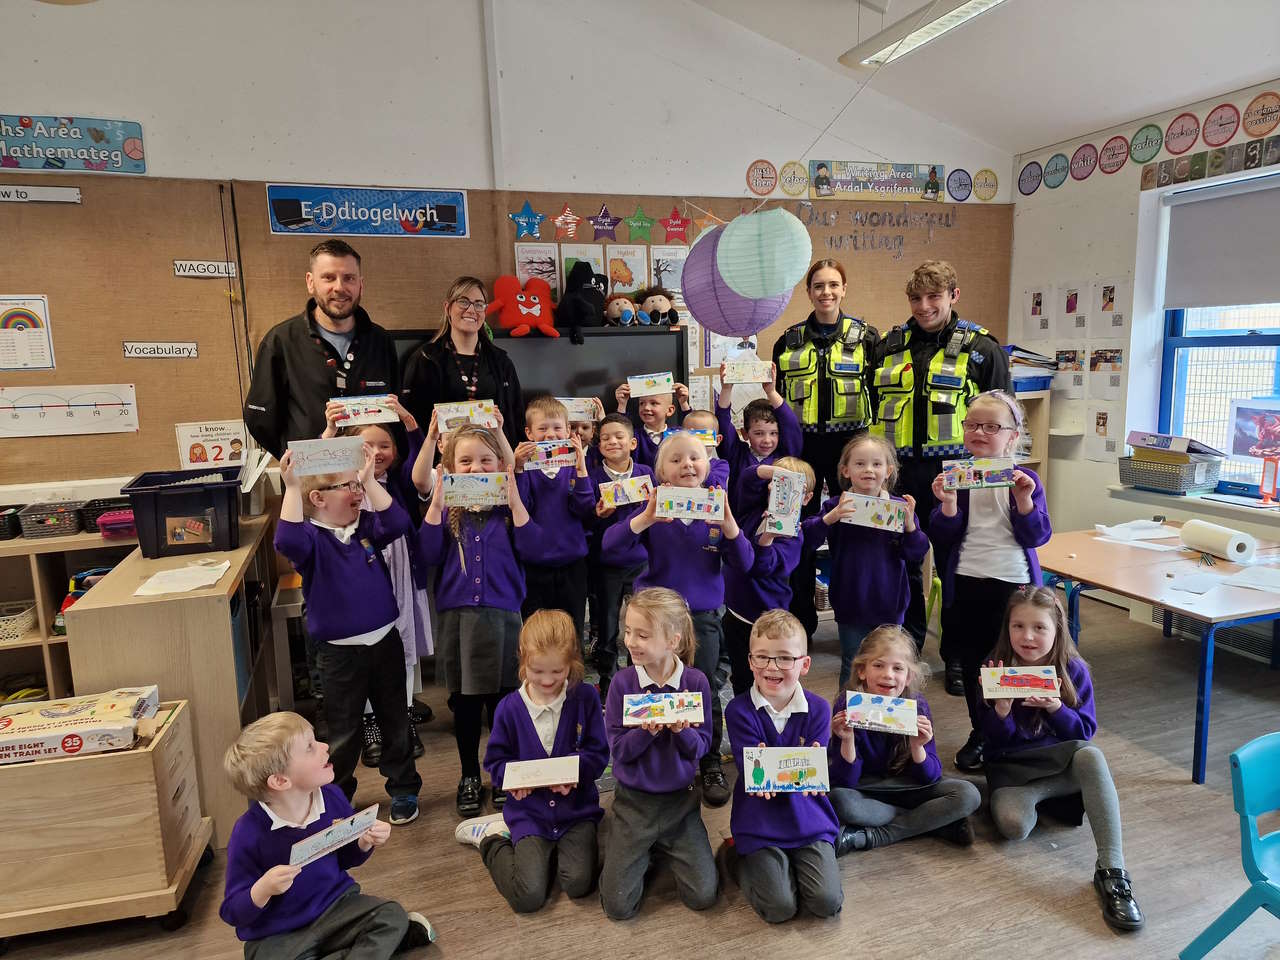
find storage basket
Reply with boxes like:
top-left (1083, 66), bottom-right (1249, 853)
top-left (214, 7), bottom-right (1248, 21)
top-left (18, 502), bottom-right (85, 539)
top-left (81, 497), bottom-right (132, 533)
top-left (1118, 456), bottom-right (1222, 495)
top-left (0, 506), bottom-right (23, 541)
top-left (0, 602), bottom-right (37, 644)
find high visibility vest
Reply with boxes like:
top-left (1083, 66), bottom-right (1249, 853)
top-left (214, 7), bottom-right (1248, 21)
top-left (871, 321), bottom-right (988, 457)
top-left (776, 316), bottom-right (871, 428)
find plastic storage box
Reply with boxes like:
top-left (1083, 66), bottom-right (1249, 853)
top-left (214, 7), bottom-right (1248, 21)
top-left (18, 502), bottom-right (85, 539)
top-left (81, 497), bottom-right (132, 533)
top-left (1118, 456), bottom-right (1222, 495)
top-left (0, 506), bottom-right (23, 541)
top-left (121, 466), bottom-right (242, 558)
top-left (1013, 374), bottom-right (1052, 393)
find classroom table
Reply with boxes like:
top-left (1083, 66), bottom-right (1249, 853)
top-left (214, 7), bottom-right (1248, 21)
top-left (1039, 526), bottom-right (1280, 784)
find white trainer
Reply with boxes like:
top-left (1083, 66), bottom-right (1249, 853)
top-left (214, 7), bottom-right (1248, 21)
top-left (454, 812), bottom-right (508, 848)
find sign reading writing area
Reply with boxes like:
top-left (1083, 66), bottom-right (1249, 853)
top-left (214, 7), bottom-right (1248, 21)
top-left (266, 183), bottom-right (469, 238)
top-left (0, 115), bottom-right (145, 174)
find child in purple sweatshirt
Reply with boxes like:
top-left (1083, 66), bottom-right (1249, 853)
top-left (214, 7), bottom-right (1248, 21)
top-left (722, 457), bottom-right (815, 696)
top-left (274, 444), bottom-right (422, 825)
top-left (513, 396), bottom-right (598, 642)
top-left (220, 712), bottom-right (435, 958)
top-left (600, 588), bottom-right (718, 920)
top-left (803, 433), bottom-right (930, 693)
top-left (453, 610), bottom-right (609, 913)
top-left (602, 431), bottom-right (753, 808)
top-left (981, 586), bottom-right (1143, 933)
top-left (723, 610), bottom-right (842, 924)
top-left (715, 361), bottom-right (803, 516)
top-left (927, 390), bottom-right (1053, 772)
top-left (418, 424), bottom-right (540, 818)
top-left (828, 626), bottom-right (979, 856)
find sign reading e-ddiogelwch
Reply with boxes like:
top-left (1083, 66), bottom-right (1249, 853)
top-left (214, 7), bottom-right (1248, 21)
top-left (265, 183), bottom-right (469, 238)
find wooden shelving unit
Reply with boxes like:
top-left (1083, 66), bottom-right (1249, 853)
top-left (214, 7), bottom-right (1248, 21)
top-left (0, 530), bottom-right (138, 698)
top-left (1014, 388), bottom-right (1051, 486)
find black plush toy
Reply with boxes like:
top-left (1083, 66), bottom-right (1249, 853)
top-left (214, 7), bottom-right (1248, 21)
top-left (557, 260), bottom-right (608, 344)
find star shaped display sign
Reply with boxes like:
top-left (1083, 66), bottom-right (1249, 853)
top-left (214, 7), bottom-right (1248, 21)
top-left (508, 200), bottom-right (546, 239)
top-left (693, 214), bottom-right (724, 234)
top-left (552, 203), bottom-right (582, 240)
top-left (588, 203), bottom-right (622, 241)
top-left (659, 206), bottom-right (692, 243)
top-left (624, 205), bottom-right (655, 243)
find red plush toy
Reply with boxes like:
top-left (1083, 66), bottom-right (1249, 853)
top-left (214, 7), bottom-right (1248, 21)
top-left (486, 275), bottom-right (559, 338)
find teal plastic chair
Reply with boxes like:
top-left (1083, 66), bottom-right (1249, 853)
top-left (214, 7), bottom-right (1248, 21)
top-left (1179, 731), bottom-right (1280, 959)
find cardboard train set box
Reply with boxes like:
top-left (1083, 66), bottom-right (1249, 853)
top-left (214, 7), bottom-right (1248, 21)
top-left (0, 685), bottom-right (159, 765)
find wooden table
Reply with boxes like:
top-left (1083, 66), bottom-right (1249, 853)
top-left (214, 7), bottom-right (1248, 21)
top-left (65, 516), bottom-right (276, 847)
top-left (1039, 526), bottom-right (1280, 784)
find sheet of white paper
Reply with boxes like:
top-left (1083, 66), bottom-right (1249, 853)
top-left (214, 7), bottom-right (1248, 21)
top-left (1224, 565), bottom-right (1280, 593)
top-left (1084, 403), bottom-right (1122, 462)
top-left (1089, 347), bottom-right (1125, 402)
top-left (1053, 346), bottom-right (1087, 401)
top-left (1093, 536), bottom-right (1183, 552)
top-left (1054, 283), bottom-right (1090, 339)
top-left (1090, 278), bottom-right (1131, 338)
top-left (134, 560), bottom-right (231, 596)
top-left (289, 804), bottom-right (379, 867)
top-left (501, 755), bottom-right (580, 790)
top-left (1168, 572), bottom-right (1222, 594)
top-left (1023, 285), bottom-right (1052, 342)
top-left (1094, 520), bottom-right (1177, 541)
top-left (687, 375), bottom-right (711, 413)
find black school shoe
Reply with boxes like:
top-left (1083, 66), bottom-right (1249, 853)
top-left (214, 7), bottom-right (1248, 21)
top-left (399, 912), bottom-right (438, 950)
top-left (954, 730), bottom-right (985, 772)
top-left (1094, 868), bottom-right (1145, 931)
top-left (834, 826), bottom-right (869, 857)
top-left (491, 785), bottom-right (507, 809)
top-left (456, 775), bottom-right (484, 817)
top-left (409, 702), bottom-right (434, 725)
top-left (361, 714), bottom-right (383, 768)
top-left (944, 660), bottom-right (965, 696)
top-left (929, 816), bottom-right (975, 846)
top-left (700, 762), bottom-right (731, 807)
top-left (408, 716), bottom-right (425, 760)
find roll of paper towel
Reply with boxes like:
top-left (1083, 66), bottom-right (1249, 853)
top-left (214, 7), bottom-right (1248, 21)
top-left (1179, 519), bottom-right (1257, 563)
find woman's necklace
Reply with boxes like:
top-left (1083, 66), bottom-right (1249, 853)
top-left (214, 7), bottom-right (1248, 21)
top-left (449, 340), bottom-right (480, 399)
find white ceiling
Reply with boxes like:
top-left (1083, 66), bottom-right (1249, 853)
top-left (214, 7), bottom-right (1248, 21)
top-left (691, 0), bottom-right (1280, 155)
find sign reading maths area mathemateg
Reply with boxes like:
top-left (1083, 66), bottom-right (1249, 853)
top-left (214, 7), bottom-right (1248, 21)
top-left (0, 115), bottom-right (145, 174)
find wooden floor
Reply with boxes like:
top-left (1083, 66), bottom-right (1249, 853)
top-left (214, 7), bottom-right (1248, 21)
top-left (12, 598), bottom-right (1280, 959)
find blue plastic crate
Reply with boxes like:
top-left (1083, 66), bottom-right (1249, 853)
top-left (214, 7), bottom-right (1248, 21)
top-left (121, 465), bottom-right (242, 558)
top-left (1013, 375), bottom-right (1052, 393)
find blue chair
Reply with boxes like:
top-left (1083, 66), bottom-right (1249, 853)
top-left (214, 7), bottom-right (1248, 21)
top-left (1179, 731), bottom-right (1280, 959)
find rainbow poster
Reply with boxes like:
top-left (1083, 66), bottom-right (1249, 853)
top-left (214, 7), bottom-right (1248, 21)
top-left (0, 296), bottom-right (54, 371)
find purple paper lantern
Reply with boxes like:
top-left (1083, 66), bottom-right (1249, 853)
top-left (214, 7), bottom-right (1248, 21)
top-left (682, 226), bottom-right (792, 339)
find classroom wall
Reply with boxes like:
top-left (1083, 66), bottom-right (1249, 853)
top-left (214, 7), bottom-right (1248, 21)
top-left (6, 0), bottom-right (1013, 199)
top-left (1007, 78), bottom-right (1280, 533)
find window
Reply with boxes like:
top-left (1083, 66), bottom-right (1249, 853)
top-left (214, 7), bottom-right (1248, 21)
top-left (1159, 303), bottom-right (1280, 483)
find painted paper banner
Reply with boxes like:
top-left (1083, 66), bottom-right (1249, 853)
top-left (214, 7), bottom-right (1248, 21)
top-left (838, 491), bottom-right (907, 532)
top-left (441, 472), bottom-right (508, 507)
top-left (289, 804), bottom-right (378, 867)
top-left (942, 458), bottom-right (1015, 491)
top-left (265, 183), bottom-right (469, 238)
top-left (330, 394), bottom-right (397, 426)
top-left (628, 372), bottom-right (674, 398)
top-left (500, 755), bottom-right (580, 790)
top-left (742, 746), bottom-right (830, 793)
top-left (808, 161), bottom-right (945, 202)
top-left (622, 690), bottom-right (704, 726)
top-left (845, 692), bottom-right (919, 736)
top-left (0, 115), bottom-right (144, 174)
top-left (435, 400), bottom-right (499, 433)
top-left (287, 437), bottom-right (365, 476)
top-left (176, 420), bottom-right (247, 470)
top-left (655, 485), bottom-right (724, 521)
top-left (980, 665), bottom-right (1061, 699)
top-left (722, 359), bottom-right (773, 384)
top-left (599, 475), bottom-right (654, 507)
top-left (556, 398), bottom-right (602, 422)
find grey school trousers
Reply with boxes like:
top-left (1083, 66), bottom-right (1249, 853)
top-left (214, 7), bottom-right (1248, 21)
top-left (243, 886), bottom-right (409, 960)
top-left (830, 777), bottom-right (982, 846)
top-left (600, 783), bottom-right (718, 919)
top-left (481, 820), bottom-right (598, 913)
top-left (737, 841), bottom-right (843, 924)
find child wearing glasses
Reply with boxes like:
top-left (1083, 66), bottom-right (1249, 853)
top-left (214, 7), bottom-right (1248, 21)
top-left (274, 442), bottom-right (423, 826)
top-left (927, 389), bottom-right (1052, 772)
top-left (722, 609), bottom-right (843, 924)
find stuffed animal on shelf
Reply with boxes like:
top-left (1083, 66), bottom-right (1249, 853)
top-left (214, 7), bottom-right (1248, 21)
top-left (636, 286), bottom-right (680, 326)
top-left (557, 260), bottom-right (608, 344)
top-left (487, 275), bottom-right (558, 337)
top-left (605, 294), bottom-right (639, 327)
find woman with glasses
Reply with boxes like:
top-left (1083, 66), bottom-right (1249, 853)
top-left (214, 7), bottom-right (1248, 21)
top-left (402, 277), bottom-right (524, 449)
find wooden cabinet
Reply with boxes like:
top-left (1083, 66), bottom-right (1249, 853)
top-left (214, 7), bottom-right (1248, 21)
top-left (1014, 388), bottom-right (1051, 486)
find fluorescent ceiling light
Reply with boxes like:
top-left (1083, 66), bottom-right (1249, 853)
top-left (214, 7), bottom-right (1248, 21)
top-left (839, 0), bottom-right (1010, 68)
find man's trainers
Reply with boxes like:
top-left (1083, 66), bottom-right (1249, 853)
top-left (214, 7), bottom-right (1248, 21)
top-left (700, 763), bottom-right (731, 807)
top-left (399, 912), bottom-right (438, 950)
top-left (454, 812), bottom-right (509, 848)
top-left (389, 796), bottom-right (419, 826)
top-left (361, 713), bottom-right (383, 768)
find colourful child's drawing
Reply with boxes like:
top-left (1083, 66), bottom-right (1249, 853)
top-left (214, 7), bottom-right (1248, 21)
top-left (442, 472), bottom-right (508, 508)
top-left (599, 475), bottom-right (654, 507)
top-left (942, 457), bottom-right (1016, 491)
top-left (627, 372), bottom-right (675, 398)
top-left (721, 359), bottom-right (773, 384)
top-left (500, 755), bottom-right (580, 791)
top-left (289, 804), bottom-right (379, 866)
top-left (838, 491), bottom-right (907, 533)
top-left (761, 468), bottom-right (805, 537)
top-left (331, 394), bottom-right (397, 426)
top-left (621, 691), bottom-right (704, 726)
top-left (528, 440), bottom-right (577, 469)
top-left (287, 437), bottom-right (366, 476)
top-left (662, 427), bottom-right (717, 447)
top-left (980, 665), bottom-right (1060, 699)
top-left (435, 400), bottom-right (500, 433)
top-left (741, 746), bottom-right (830, 794)
top-left (556, 397), bottom-right (602, 422)
top-left (845, 691), bottom-right (919, 736)
top-left (655, 485), bottom-right (724, 521)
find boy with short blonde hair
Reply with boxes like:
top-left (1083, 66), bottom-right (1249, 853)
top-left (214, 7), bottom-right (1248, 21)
top-left (220, 712), bottom-right (436, 958)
